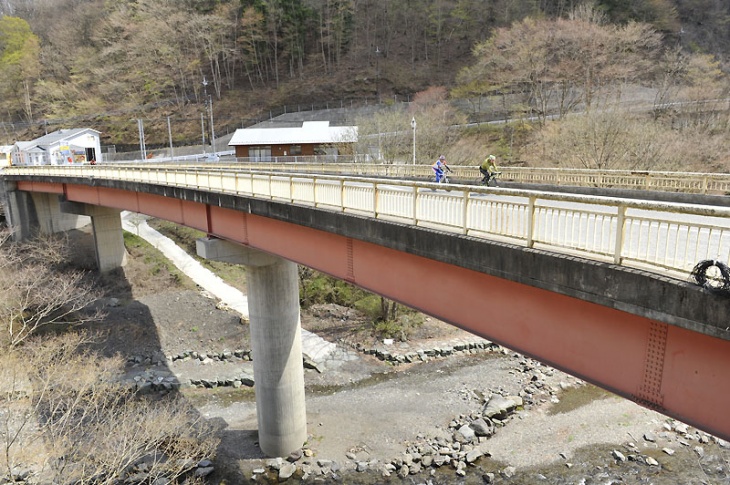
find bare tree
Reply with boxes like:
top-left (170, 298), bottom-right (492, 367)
top-left (521, 108), bottom-right (730, 171)
top-left (0, 332), bottom-right (220, 484)
top-left (354, 108), bottom-right (412, 164)
top-left (353, 88), bottom-right (465, 164)
top-left (0, 230), bottom-right (103, 348)
top-left (456, 11), bottom-right (662, 122)
top-left (409, 86), bottom-right (466, 163)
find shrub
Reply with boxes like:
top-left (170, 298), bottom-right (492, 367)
top-left (299, 268), bottom-right (368, 308)
top-left (0, 230), bottom-right (103, 348)
top-left (372, 312), bottom-right (425, 342)
top-left (0, 332), bottom-right (220, 484)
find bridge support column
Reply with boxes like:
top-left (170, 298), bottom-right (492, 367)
top-left (1, 183), bottom-right (90, 240)
top-left (60, 201), bottom-right (126, 273)
top-left (196, 237), bottom-right (307, 457)
top-left (1, 182), bottom-right (36, 241)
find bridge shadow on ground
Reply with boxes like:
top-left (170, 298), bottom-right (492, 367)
top-left (65, 227), bottom-right (268, 482)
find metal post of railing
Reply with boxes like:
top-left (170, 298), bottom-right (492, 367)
top-left (412, 185), bottom-right (418, 226)
top-left (614, 206), bottom-right (627, 265)
top-left (526, 196), bottom-right (537, 248)
top-left (461, 190), bottom-right (469, 235)
top-left (338, 178), bottom-right (345, 211)
top-left (309, 176), bottom-right (317, 207)
top-left (373, 182), bottom-right (378, 218)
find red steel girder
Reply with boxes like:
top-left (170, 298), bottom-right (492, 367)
top-left (18, 181), bottom-right (730, 442)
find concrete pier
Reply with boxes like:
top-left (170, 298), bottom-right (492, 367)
top-left (60, 201), bottom-right (126, 273)
top-left (1, 183), bottom-right (88, 240)
top-left (197, 237), bottom-right (307, 457)
top-left (1, 182), bottom-right (35, 240)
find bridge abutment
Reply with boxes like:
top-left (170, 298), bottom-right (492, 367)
top-left (1, 181), bottom-right (36, 240)
top-left (1, 182), bottom-right (88, 240)
top-left (196, 237), bottom-right (307, 457)
top-left (0, 185), bottom-right (124, 274)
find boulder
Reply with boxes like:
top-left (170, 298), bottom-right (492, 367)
top-left (278, 463), bottom-right (297, 481)
top-left (469, 417), bottom-right (495, 437)
top-left (483, 395), bottom-right (522, 420)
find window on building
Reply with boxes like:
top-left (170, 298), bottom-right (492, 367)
top-left (290, 145), bottom-right (302, 155)
top-left (249, 146), bottom-right (272, 161)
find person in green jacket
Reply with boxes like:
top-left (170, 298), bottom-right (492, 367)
top-left (479, 155), bottom-right (500, 185)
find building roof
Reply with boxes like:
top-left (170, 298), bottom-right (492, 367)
top-left (28, 128), bottom-right (100, 149)
top-left (229, 121), bottom-right (357, 146)
top-left (13, 141), bottom-right (34, 150)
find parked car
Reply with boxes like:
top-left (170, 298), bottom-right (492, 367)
top-left (197, 153), bottom-right (220, 162)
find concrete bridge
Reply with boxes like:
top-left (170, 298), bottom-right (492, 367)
top-left (2, 164), bottom-right (729, 458)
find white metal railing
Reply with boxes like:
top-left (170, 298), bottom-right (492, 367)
top-left (70, 160), bottom-right (730, 195)
top-left (4, 165), bottom-right (730, 280)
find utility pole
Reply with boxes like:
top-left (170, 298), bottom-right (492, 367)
top-left (167, 116), bottom-right (174, 160)
top-left (411, 117), bottom-right (416, 165)
top-left (202, 77), bottom-right (215, 153)
top-left (375, 46), bottom-right (381, 104)
top-left (137, 119), bottom-right (146, 160)
top-left (201, 113), bottom-right (206, 154)
top-left (209, 94), bottom-right (215, 152)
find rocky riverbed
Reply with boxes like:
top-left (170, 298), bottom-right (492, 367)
top-left (113, 296), bottom-right (730, 484)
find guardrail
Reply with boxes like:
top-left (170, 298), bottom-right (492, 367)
top-left (4, 165), bottom-right (730, 280)
top-left (103, 161), bottom-right (730, 196)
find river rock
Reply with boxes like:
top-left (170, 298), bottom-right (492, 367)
top-left (278, 463), bottom-right (296, 480)
top-left (469, 417), bottom-right (495, 437)
top-left (483, 395), bottom-right (522, 419)
top-left (466, 449), bottom-right (483, 463)
top-left (194, 466), bottom-right (214, 478)
top-left (454, 424), bottom-right (476, 443)
top-left (433, 454), bottom-right (448, 467)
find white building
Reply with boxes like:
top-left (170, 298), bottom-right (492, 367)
top-left (12, 128), bottom-right (102, 166)
top-left (0, 145), bottom-right (12, 167)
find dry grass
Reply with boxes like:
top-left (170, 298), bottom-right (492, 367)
top-left (0, 333), bottom-right (220, 484)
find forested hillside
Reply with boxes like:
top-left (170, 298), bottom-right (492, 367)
top-left (0, 0), bottom-right (728, 150)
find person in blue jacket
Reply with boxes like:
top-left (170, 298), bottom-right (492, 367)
top-left (432, 155), bottom-right (451, 182)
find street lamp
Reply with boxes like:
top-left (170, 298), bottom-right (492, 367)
top-left (375, 46), bottom-right (381, 103)
top-left (411, 117), bottom-right (416, 165)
